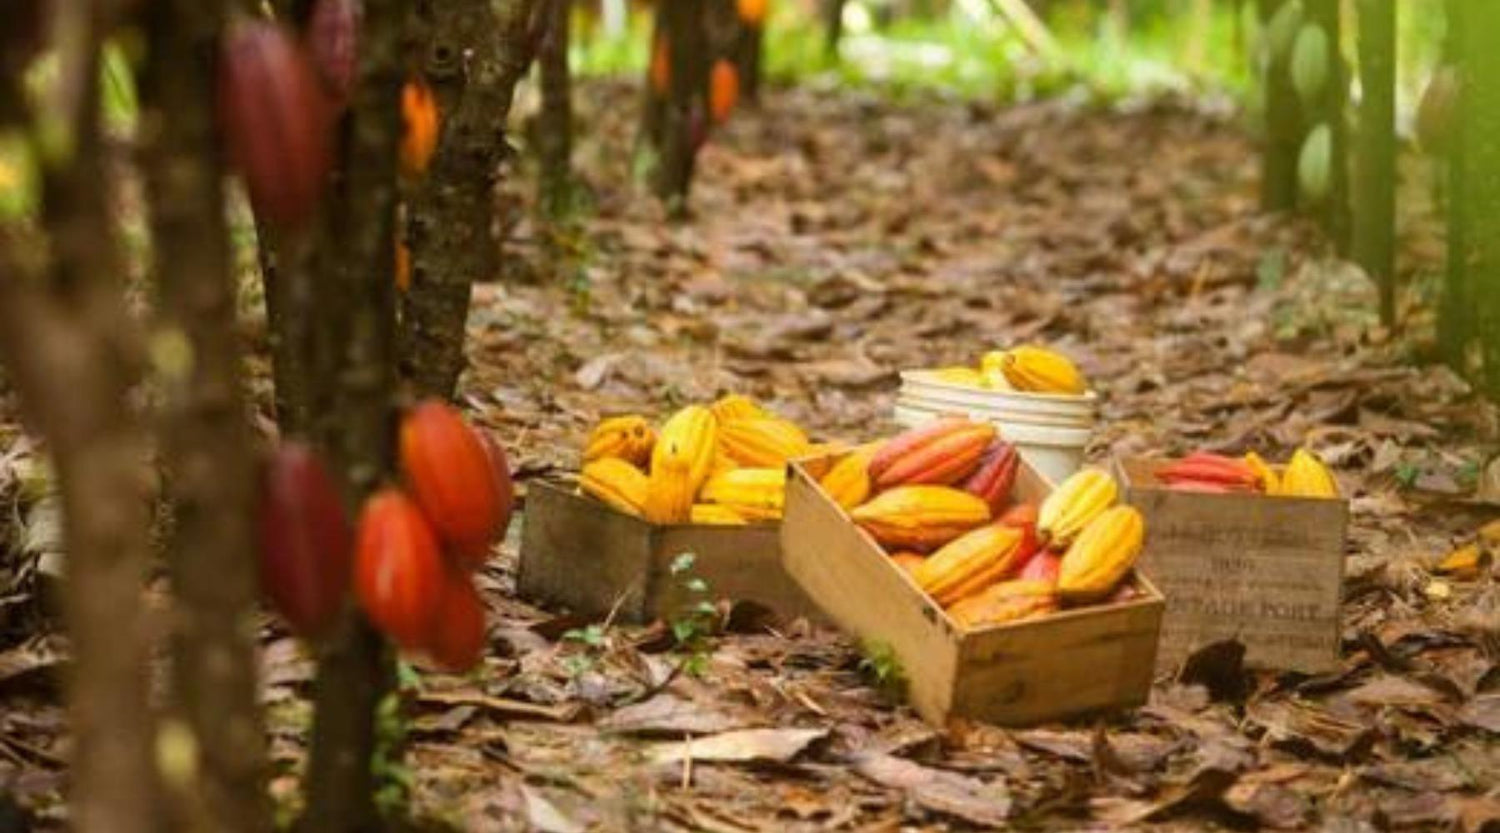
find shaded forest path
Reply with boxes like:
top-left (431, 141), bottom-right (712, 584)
top-left (2, 82), bottom-right (1498, 830)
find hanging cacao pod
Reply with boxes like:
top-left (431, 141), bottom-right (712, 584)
top-left (400, 76), bottom-right (440, 178)
top-left (709, 60), bottom-right (739, 125)
top-left (425, 572), bottom-right (486, 673)
top-left (256, 442), bottom-right (352, 638)
top-left (219, 18), bottom-right (333, 230)
top-left (306, 0), bottom-right (361, 109)
top-left (399, 400), bottom-right (505, 564)
top-left (354, 489), bottom-right (445, 650)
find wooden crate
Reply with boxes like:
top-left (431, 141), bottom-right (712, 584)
top-left (517, 480), bottom-right (822, 624)
top-left (1115, 457), bottom-right (1348, 673)
top-left (781, 456), bottom-right (1164, 728)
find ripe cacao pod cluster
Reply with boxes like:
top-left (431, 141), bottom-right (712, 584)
top-left (257, 401), bottom-right (514, 673)
top-left (577, 395), bottom-right (814, 525)
top-left (922, 344), bottom-right (1090, 396)
top-left (1156, 447), bottom-right (1339, 498)
top-left (815, 418), bottom-right (1145, 631)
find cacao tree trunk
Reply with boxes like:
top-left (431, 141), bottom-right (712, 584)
top-left (140, 0), bottom-right (270, 830)
top-left (1452, 0), bottom-right (1500, 394)
top-left (300, 0), bottom-right (409, 828)
top-left (1439, 0), bottom-right (1472, 366)
top-left (537, 0), bottom-right (575, 219)
top-left (1352, 0), bottom-right (1395, 327)
top-left (733, 14), bottom-right (763, 103)
top-left (639, 0), bottom-right (709, 209)
top-left (824, 0), bottom-right (846, 59)
top-left (1259, 0), bottom-right (1302, 212)
top-left (0, 3), bottom-right (161, 831)
top-left (1306, 0), bottom-right (1350, 251)
top-left (400, 0), bottom-right (538, 398)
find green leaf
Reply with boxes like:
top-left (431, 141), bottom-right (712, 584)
top-left (1290, 23), bottom-right (1329, 105)
top-left (1298, 123), bottom-right (1332, 203)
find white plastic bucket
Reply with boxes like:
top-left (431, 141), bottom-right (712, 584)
top-left (893, 370), bottom-right (1096, 482)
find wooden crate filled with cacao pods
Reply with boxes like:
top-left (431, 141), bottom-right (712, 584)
top-left (517, 396), bottom-right (823, 624)
top-left (781, 418), bottom-right (1165, 728)
top-left (1115, 450), bottom-right (1348, 673)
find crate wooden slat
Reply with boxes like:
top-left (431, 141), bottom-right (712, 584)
top-left (1116, 457), bottom-right (1347, 673)
top-left (781, 457), bottom-right (1164, 727)
top-left (518, 480), bottom-right (821, 624)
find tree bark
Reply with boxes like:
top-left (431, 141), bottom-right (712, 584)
top-left (300, 0), bottom-right (408, 828)
top-left (1259, 0), bottom-right (1302, 212)
top-left (537, 0), bottom-right (574, 219)
top-left (1438, 0), bottom-right (1471, 366)
top-left (824, 0), bottom-right (846, 59)
top-left (1352, 0), bottom-right (1395, 327)
top-left (400, 0), bottom-right (537, 398)
top-left (0, 3), bottom-right (161, 831)
top-left (1306, 0), bottom-right (1350, 251)
top-left (733, 15), bottom-right (763, 103)
top-left (140, 0), bottom-right (270, 830)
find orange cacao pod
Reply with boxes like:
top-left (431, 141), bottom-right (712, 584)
top-left (849, 485), bottom-right (991, 552)
top-left (1016, 549), bottom-right (1060, 585)
top-left (962, 441), bottom-right (1019, 514)
top-left (889, 552), bottom-right (927, 573)
top-left (869, 418), bottom-right (996, 489)
top-left (819, 442), bottom-right (882, 510)
top-left (473, 426), bottom-right (515, 547)
top-left (256, 442), bottom-right (352, 638)
top-left (912, 523), bottom-right (1026, 606)
top-left (737, 0), bottom-right (768, 25)
top-left (354, 489), bottom-right (445, 650)
top-left (946, 579), bottom-right (1058, 629)
top-left (709, 60), bottom-right (739, 124)
top-left (219, 19), bottom-right (333, 229)
top-left (306, 0), bottom-right (360, 109)
top-left (401, 76), bottom-right (440, 178)
top-left (399, 400), bottom-right (505, 564)
top-left (650, 34), bottom-right (670, 94)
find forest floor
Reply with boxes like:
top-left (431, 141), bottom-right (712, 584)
top-left (4, 79), bottom-right (1500, 830)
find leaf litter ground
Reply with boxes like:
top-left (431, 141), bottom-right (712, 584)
top-left (3, 80), bottom-right (1500, 830)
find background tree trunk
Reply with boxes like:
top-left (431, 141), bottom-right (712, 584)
top-left (538, 0), bottom-right (575, 219)
top-left (1352, 0), bottom-right (1395, 327)
top-left (1306, 0), bottom-right (1350, 251)
top-left (734, 16), bottom-right (763, 103)
top-left (140, 0), bottom-right (270, 830)
top-left (1259, 0), bottom-right (1302, 211)
top-left (0, 3), bottom-right (161, 830)
top-left (400, 0), bottom-right (538, 398)
top-left (1438, 0), bottom-right (1470, 366)
top-left (640, 0), bottom-right (709, 209)
top-left (824, 0), bottom-right (846, 59)
top-left (1453, 0), bottom-right (1500, 394)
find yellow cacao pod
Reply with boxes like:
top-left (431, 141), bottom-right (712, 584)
top-left (930, 366), bottom-right (986, 387)
top-left (1058, 505), bottom-right (1144, 602)
top-left (583, 415), bottom-right (655, 466)
top-left (579, 458), bottom-right (650, 518)
top-left (1243, 451), bottom-right (1281, 495)
top-left (709, 394), bottom-right (767, 424)
top-left (700, 467), bottom-right (785, 521)
top-left (710, 448), bottom-right (739, 477)
top-left (947, 579), bottom-right (1058, 629)
top-left (819, 442), bottom-right (883, 510)
top-left (1281, 448), bottom-right (1339, 498)
top-left (643, 455), bottom-right (695, 524)
top-left (1038, 468), bottom-right (1117, 550)
top-left (691, 504), bottom-right (748, 525)
top-left (912, 523), bottom-right (1025, 606)
top-left (652, 405), bottom-right (718, 496)
top-left (997, 345), bottom-right (1087, 395)
top-left (718, 417), bottom-right (810, 467)
top-left (850, 485), bottom-right (991, 551)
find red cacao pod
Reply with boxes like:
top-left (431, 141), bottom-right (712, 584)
top-left (307, 0), bottom-right (361, 109)
top-left (963, 441), bottom-right (1019, 515)
top-left (256, 442), bottom-right (352, 638)
top-left (219, 18), bottom-right (333, 230)
top-left (425, 572), bottom-right (486, 672)
top-left (354, 489), bottom-right (445, 649)
top-left (473, 426), bottom-right (515, 557)
top-left (1016, 550), bottom-right (1060, 585)
top-left (399, 400), bottom-right (504, 562)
